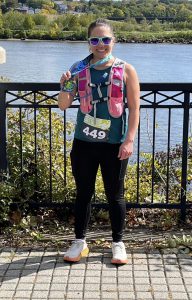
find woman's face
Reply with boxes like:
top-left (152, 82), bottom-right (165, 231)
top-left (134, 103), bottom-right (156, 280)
top-left (88, 25), bottom-right (114, 61)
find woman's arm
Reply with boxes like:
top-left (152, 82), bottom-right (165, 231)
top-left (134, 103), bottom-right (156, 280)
top-left (58, 71), bottom-right (77, 111)
top-left (118, 63), bottom-right (140, 160)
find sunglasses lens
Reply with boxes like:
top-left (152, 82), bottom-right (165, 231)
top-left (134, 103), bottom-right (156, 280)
top-left (102, 37), bottom-right (112, 45)
top-left (90, 38), bottom-right (99, 46)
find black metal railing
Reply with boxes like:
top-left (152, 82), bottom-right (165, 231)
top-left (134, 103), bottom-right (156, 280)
top-left (0, 82), bottom-right (192, 220)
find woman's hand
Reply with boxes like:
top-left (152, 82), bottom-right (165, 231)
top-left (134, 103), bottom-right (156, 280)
top-left (60, 71), bottom-right (72, 88)
top-left (118, 140), bottom-right (134, 160)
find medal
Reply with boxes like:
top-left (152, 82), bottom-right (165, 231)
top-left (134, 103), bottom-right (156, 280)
top-left (61, 54), bottom-right (113, 93)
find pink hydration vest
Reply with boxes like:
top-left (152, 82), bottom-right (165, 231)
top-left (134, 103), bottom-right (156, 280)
top-left (78, 58), bottom-right (125, 118)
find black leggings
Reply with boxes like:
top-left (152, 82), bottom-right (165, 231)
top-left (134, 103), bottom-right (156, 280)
top-left (70, 138), bottom-right (128, 242)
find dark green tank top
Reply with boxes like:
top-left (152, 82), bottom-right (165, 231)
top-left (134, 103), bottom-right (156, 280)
top-left (74, 66), bottom-right (128, 144)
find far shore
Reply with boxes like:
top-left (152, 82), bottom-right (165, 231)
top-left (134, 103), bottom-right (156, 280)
top-left (0, 37), bottom-right (192, 45)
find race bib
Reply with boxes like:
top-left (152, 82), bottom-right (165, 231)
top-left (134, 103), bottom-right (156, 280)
top-left (82, 115), bottom-right (111, 142)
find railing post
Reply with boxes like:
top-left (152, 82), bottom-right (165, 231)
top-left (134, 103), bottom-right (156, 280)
top-left (0, 86), bottom-right (8, 179)
top-left (180, 91), bottom-right (190, 222)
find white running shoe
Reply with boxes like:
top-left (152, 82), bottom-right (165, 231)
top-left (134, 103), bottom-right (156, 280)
top-left (64, 240), bottom-right (89, 262)
top-left (111, 241), bottom-right (128, 264)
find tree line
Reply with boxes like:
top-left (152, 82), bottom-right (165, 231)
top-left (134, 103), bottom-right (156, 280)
top-left (0, 0), bottom-right (192, 42)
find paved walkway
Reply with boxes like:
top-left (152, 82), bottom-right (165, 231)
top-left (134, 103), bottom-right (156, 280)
top-left (0, 229), bottom-right (192, 300)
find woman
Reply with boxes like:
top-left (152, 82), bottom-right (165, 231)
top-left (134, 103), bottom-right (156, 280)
top-left (58, 19), bottom-right (140, 264)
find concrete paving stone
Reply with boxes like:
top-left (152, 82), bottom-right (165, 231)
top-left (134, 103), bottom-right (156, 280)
top-left (165, 265), bottom-right (180, 272)
top-left (151, 285), bottom-right (168, 292)
top-left (102, 270), bottom-right (116, 276)
top-left (84, 283), bottom-right (100, 291)
top-left (26, 257), bottom-right (42, 263)
top-left (170, 292), bottom-right (188, 299)
top-left (8, 263), bottom-right (25, 270)
top-left (133, 259), bottom-right (148, 265)
top-left (85, 270), bottom-right (101, 277)
top-left (180, 265), bottom-right (192, 272)
top-left (148, 259), bottom-right (163, 264)
top-left (38, 263), bottom-right (55, 270)
top-left (88, 257), bottom-right (102, 263)
top-left (118, 284), bottom-right (134, 292)
top-left (49, 283), bottom-right (66, 291)
top-left (163, 259), bottom-right (177, 265)
top-left (134, 271), bottom-right (149, 277)
top-left (149, 271), bottom-right (166, 278)
top-left (134, 277), bottom-right (150, 285)
top-left (182, 271), bottom-right (192, 278)
top-left (41, 259), bottom-right (57, 265)
top-left (1, 278), bottom-right (19, 284)
top-left (188, 293), bottom-right (192, 299)
top-left (33, 283), bottom-right (51, 290)
top-left (21, 270), bottom-right (38, 276)
top-left (118, 277), bottom-right (134, 284)
top-left (0, 270), bottom-right (7, 276)
top-left (151, 277), bottom-right (166, 285)
top-left (101, 284), bottom-right (118, 291)
top-left (102, 264), bottom-right (117, 270)
top-left (163, 254), bottom-right (177, 259)
top-left (185, 285), bottom-right (192, 292)
top-left (54, 263), bottom-right (70, 270)
top-left (53, 269), bottom-right (69, 276)
top-left (69, 269), bottom-right (85, 276)
top-left (11, 257), bottom-right (27, 263)
top-left (89, 252), bottom-right (103, 257)
top-left (0, 264), bottom-right (9, 270)
top-left (134, 264), bottom-right (148, 271)
top-left (153, 292), bottom-right (171, 298)
top-left (15, 283), bottom-right (34, 290)
top-left (86, 264), bottom-right (102, 270)
top-left (135, 291), bottom-right (153, 299)
top-left (4, 269), bottom-right (21, 276)
top-left (102, 258), bottom-right (112, 264)
top-left (51, 276), bottom-right (68, 284)
top-left (117, 264), bottom-right (132, 270)
top-left (165, 271), bottom-right (182, 278)
top-left (178, 258), bottom-right (192, 265)
top-left (67, 283), bottom-right (84, 291)
top-left (17, 276), bottom-right (35, 283)
top-left (118, 270), bottom-right (132, 277)
top-left (0, 258), bottom-right (12, 263)
top-left (167, 277), bottom-right (183, 284)
top-left (68, 276), bottom-right (84, 284)
top-left (0, 290), bottom-right (15, 297)
top-left (148, 263), bottom-right (164, 269)
top-left (84, 291), bottom-right (100, 299)
top-left (0, 283), bottom-right (17, 290)
top-left (101, 291), bottom-right (118, 299)
top-left (85, 277), bottom-right (101, 284)
top-left (48, 291), bottom-right (66, 299)
top-left (169, 284), bottom-right (186, 292)
top-left (31, 290), bottom-right (49, 298)
top-left (37, 269), bottom-right (54, 276)
top-left (29, 251), bottom-right (44, 257)
top-left (119, 292), bottom-right (135, 300)
top-left (23, 264), bottom-right (40, 270)
top-left (135, 285), bottom-right (152, 292)
top-left (66, 291), bottom-right (83, 298)
top-left (14, 290), bottom-right (32, 298)
top-left (133, 253), bottom-right (147, 259)
top-left (101, 277), bottom-right (117, 284)
top-left (183, 278), bottom-right (192, 284)
top-left (70, 263), bottom-right (86, 270)
top-left (35, 276), bottom-right (53, 283)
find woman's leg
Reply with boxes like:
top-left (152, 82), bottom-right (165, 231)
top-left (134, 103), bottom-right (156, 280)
top-left (100, 143), bottom-right (128, 242)
top-left (70, 139), bottom-right (99, 239)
